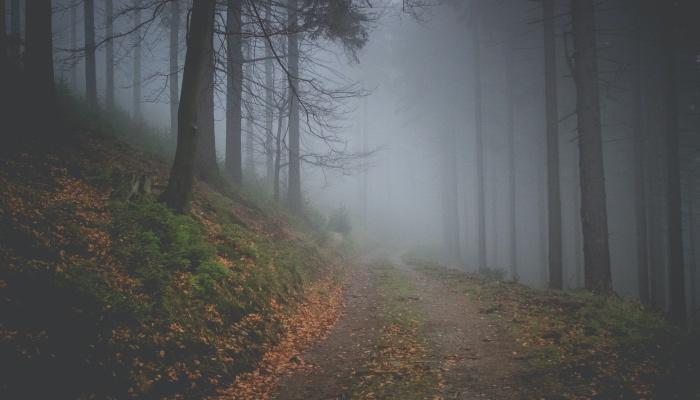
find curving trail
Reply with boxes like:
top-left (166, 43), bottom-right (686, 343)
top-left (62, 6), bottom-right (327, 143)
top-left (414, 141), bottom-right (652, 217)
top-left (273, 260), bottom-right (525, 400)
top-left (398, 262), bottom-right (523, 399)
top-left (273, 263), bottom-right (383, 400)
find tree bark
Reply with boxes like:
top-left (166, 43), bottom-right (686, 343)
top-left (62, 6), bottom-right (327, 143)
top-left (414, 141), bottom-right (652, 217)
top-left (687, 171), bottom-right (697, 319)
top-left (10, 0), bottom-right (19, 36)
top-left (25, 0), bottom-right (55, 130)
top-left (471, 2), bottom-right (486, 271)
top-left (0, 0), bottom-right (6, 120)
top-left (574, 153), bottom-right (583, 287)
top-left (265, 0), bottom-right (274, 188)
top-left (443, 115), bottom-right (461, 264)
top-left (169, 0), bottom-right (179, 138)
top-left (571, 0), bottom-right (612, 292)
top-left (70, 2), bottom-right (77, 92)
top-left (161, 0), bottom-right (216, 213)
top-left (647, 133), bottom-right (667, 309)
top-left (361, 95), bottom-right (369, 230)
top-left (133, 0), bottom-right (142, 120)
top-left (274, 101), bottom-right (286, 203)
top-left (505, 30), bottom-right (518, 281)
top-left (543, 0), bottom-right (563, 289)
top-left (194, 25), bottom-right (220, 184)
top-left (84, 0), bottom-right (97, 105)
top-left (538, 159), bottom-right (548, 287)
top-left (632, 0), bottom-right (649, 303)
top-left (244, 39), bottom-right (256, 177)
top-left (287, 0), bottom-right (302, 213)
top-left (0, 0), bottom-right (5, 65)
top-left (226, 0), bottom-right (243, 184)
top-left (105, 0), bottom-right (115, 109)
top-left (661, 16), bottom-right (686, 323)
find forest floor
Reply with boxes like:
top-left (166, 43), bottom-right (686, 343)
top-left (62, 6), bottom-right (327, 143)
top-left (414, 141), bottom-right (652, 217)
top-left (268, 259), bottom-right (525, 400)
top-left (229, 256), bottom-right (698, 400)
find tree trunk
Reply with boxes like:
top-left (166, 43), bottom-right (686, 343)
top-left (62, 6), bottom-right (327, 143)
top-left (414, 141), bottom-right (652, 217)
top-left (632, 0), bottom-right (650, 303)
top-left (0, 0), bottom-right (5, 65)
top-left (244, 39), bottom-right (256, 177)
top-left (471, 2), bottom-right (486, 271)
top-left (287, 0), bottom-right (302, 213)
top-left (105, 0), bottom-right (114, 109)
top-left (10, 0), bottom-right (19, 36)
top-left (0, 0), bottom-right (6, 120)
top-left (574, 154), bottom-right (583, 287)
top-left (194, 26), bottom-right (220, 184)
top-left (539, 160), bottom-right (548, 287)
top-left (661, 17), bottom-right (686, 323)
top-left (571, 0), bottom-right (612, 292)
top-left (25, 0), bottom-right (55, 129)
top-left (361, 95), bottom-right (369, 230)
top-left (443, 115), bottom-right (461, 264)
top-left (169, 0), bottom-right (179, 138)
top-left (133, 0), bottom-right (142, 120)
top-left (648, 134), bottom-right (667, 309)
top-left (84, 0), bottom-right (96, 105)
top-left (505, 30), bottom-right (518, 281)
top-left (687, 171), bottom-right (697, 321)
top-left (543, 0), bottom-right (563, 289)
top-left (160, 0), bottom-right (216, 213)
top-left (70, 2), bottom-right (77, 92)
top-left (265, 1), bottom-right (274, 188)
top-left (274, 101), bottom-right (285, 203)
top-left (226, 0), bottom-right (243, 184)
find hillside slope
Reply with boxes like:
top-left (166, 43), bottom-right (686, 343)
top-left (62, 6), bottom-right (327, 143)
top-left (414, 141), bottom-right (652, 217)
top-left (0, 104), bottom-right (344, 399)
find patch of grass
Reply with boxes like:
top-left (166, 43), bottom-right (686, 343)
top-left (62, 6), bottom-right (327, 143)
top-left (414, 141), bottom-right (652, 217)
top-left (417, 263), bottom-right (700, 400)
top-left (401, 245), bottom-right (450, 268)
top-left (349, 260), bottom-right (442, 399)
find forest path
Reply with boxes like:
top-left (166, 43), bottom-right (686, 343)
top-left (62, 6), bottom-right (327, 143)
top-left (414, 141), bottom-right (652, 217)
top-left (394, 260), bottom-right (524, 399)
top-left (272, 259), bottom-right (525, 400)
top-left (272, 262), bottom-right (384, 400)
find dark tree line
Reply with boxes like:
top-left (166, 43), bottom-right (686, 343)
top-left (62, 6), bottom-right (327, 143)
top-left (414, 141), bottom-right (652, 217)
top-left (1, 0), bottom-right (372, 215)
top-left (396, 0), bottom-right (699, 325)
top-left (4, 0), bottom-right (698, 325)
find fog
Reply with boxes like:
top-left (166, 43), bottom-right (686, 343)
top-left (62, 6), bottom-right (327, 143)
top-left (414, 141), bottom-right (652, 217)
top-left (39, 0), bottom-right (700, 315)
top-left (307, 1), bottom-right (688, 300)
top-left (5, 1), bottom-right (700, 397)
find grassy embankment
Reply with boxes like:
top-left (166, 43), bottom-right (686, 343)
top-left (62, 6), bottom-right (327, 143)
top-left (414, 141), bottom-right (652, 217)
top-left (0, 90), bottom-right (348, 399)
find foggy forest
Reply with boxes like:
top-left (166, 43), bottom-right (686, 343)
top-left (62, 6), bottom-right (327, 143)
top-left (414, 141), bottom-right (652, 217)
top-left (1, 0), bottom-right (700, 399)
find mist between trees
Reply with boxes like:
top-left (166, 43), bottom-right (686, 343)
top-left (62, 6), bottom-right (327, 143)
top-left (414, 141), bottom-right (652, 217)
top-left (2, 0), bottom-right (699, 327)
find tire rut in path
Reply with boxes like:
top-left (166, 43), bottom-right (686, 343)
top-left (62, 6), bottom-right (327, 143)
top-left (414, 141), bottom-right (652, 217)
top-left (273, 263), bottom-right (382, 400)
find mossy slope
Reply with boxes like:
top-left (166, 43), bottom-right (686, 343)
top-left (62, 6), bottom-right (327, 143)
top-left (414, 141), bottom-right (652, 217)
top-left (0, 98), bottom-right (338, 399)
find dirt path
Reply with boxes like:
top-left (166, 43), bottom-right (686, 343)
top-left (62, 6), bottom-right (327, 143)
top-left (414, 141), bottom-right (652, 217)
top-left (274, 260), bottom-right (524, 400)
top-left (273, 263), bottom-right (383, 400)
top-left (397, 262), bottom-right (524, 399)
